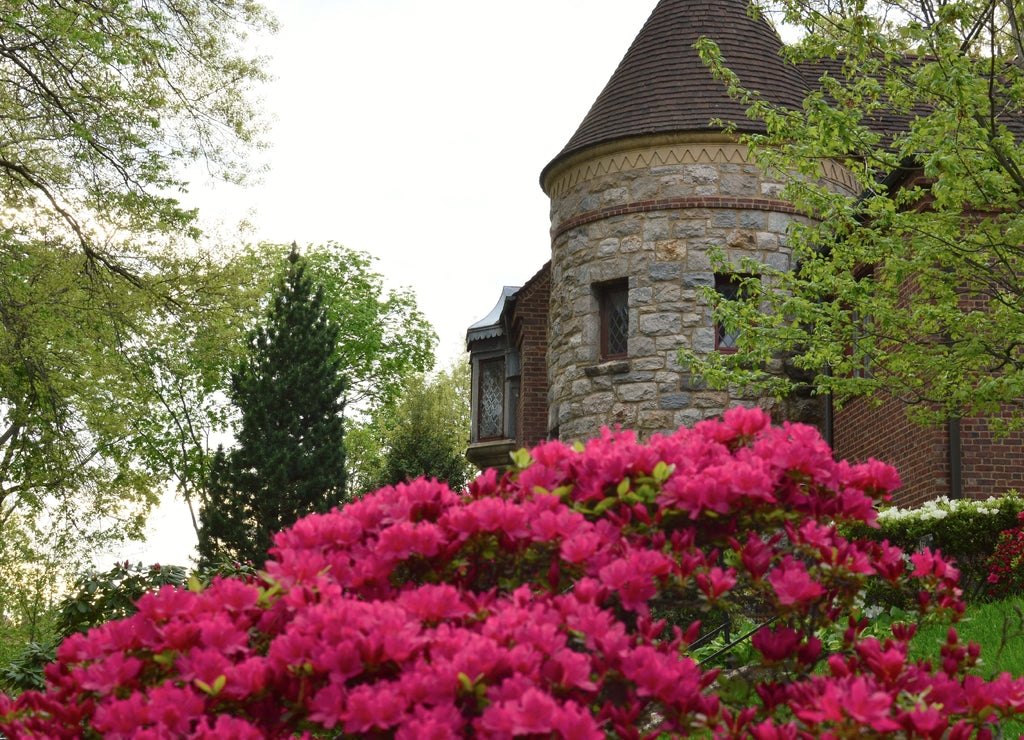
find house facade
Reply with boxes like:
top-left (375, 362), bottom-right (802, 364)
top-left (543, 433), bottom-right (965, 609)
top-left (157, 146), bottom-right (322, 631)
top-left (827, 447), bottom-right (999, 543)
top-left (466, 0), bottom-right (1024, 505)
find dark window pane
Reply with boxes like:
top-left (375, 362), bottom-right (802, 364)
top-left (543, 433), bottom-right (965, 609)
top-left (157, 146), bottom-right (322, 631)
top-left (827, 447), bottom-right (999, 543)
top-left (715, 275), bottom-right (743, 352)
top-left (478, 359), bottom-right (504, 439)
top-left (600, 281), bottom-right (629, 359)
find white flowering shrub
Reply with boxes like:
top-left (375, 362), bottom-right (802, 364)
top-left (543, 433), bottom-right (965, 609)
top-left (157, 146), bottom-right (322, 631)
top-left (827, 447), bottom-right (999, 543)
top-left (843, 491), bottom-right (1024, 599)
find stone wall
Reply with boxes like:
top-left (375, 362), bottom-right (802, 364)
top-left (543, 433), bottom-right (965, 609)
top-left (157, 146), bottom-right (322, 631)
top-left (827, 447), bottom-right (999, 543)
top-left (542, 134), bottom-right (853, 442)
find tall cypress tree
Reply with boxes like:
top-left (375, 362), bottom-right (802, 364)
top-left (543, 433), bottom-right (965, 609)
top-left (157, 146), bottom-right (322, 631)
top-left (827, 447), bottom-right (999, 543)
top-left (197, 249), bottom-right (347, 567)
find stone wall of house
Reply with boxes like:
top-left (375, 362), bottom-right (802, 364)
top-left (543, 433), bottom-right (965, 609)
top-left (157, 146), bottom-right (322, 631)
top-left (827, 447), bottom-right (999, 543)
top-left (542, 134), bottom-right (858, 442)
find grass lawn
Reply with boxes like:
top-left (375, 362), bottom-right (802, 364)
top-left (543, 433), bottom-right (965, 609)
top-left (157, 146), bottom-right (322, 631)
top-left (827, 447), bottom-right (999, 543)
top-left (909, 596), bottom-right (1024, 736)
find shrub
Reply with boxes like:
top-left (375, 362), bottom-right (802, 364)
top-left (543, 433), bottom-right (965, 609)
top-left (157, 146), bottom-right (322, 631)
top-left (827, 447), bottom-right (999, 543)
top-left (1, 407), bottom-right (1022, 738)
top-left (842, 492), bottom-right (1024, 599)
top-left (1, 562), bottom-right (190, 694)
top-left (985, 512), bottom-right (1024, 600)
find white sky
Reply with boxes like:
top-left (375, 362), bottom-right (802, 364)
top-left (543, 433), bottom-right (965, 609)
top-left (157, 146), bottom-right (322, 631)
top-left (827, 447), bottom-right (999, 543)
top-left (106, 0), bottom-right (661, 567)
top-left (188, 0), bottom-right (660, 360)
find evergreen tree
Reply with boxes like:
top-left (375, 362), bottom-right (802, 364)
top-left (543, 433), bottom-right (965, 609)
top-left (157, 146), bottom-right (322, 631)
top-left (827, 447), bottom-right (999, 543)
top-left (197, 249), bottom-right (347, 567)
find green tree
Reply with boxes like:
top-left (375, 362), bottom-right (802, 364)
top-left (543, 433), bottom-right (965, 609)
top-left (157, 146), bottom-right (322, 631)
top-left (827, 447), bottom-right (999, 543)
top-left (0, 1), bottom-right (273, 254)
top-left (197, 250), bottom-right (349, 568)
top-left (0, 0), bottom-right (274, 670)
top-left (351, 359), bottom-right (474, 495)
top-left (300, 244), bottom-right (437, 411)
top-left (684, 0), bottom-right (1024, 426)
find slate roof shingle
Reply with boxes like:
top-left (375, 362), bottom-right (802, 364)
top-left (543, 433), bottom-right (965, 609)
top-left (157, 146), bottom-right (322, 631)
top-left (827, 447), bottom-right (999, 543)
top-left (541, 0), bottom-right (808, 185)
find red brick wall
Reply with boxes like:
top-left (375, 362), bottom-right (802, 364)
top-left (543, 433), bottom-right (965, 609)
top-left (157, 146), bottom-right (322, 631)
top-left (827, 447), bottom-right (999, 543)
top-left (960, 414), bottom-right (1024, 499)
top-left (834, 400), bottom-right (1024, 505)
top-left (833, 395), bottom-right (950, 508)
top-left (511, 263), bottom-right (550, 448)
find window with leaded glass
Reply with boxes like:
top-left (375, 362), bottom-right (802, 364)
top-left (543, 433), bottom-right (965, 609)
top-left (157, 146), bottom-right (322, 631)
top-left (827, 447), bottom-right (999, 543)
top-left (599, 280), bottom-right (629, 359)
top-left (715, 274), bottom-right (744, 353)
top-left (477, 357), bottom-right (505, 440)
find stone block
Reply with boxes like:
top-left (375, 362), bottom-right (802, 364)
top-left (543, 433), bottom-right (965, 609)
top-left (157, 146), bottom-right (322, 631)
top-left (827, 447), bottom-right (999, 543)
top-left (720, 174), bottom-right (758, 196)
top-left (713, 210), bottom-right (737, 228)
top-left (685, 251), bottom-right (713, 271)
top-left (653, 284), bottom-right (681, 303)
top-left (631, 177), bottom-right (660, 201)
top-left (634, 356), bottom-right (666, 371)
top-left (639, 410), bottom-right (675, 430)
top-left (673, 220), bottom-right (706, 239)
top-left (650, 164), bottom-right (685, 176)
top-left (631, 286), bottom-right (654, 304)
top-left (616, 383), bottom-right (658, 402)
top-left (756, 231), bottom-right (780, 250)
top-left (611, 371), bottom-right (655, 384)
top-left (609, 218), bottom-right (641, 238)
top-left (682, 271), bottom-right (714, 289)
top-left (597, 238), bottom-right (620, 257)
top-left (659, 392), bottom-right (693, 410)
top-left (682, 164), bottom-right (718, 185)
top-left (629, 336), bottom-right (656, 356)
top-left (572, 379), bottom-right (592, 396)
top-left (767, 211), bottom-right (792, 234)
top-left (610, 403), bottom-right (638, 426)
top-left (643, 217), bottom-right (670, 241)
top-left (568, 233), bottom-right (589, 254)
top-left (649, 262), bottom-right (682, 281)
top-left (581, 392), bottom-right (615, 415)
top-left (603, 187), bottom-right (629, 206)
top-left (692, 327), bottom-right (716, 354)
top-left (639, 312), bottom-right (682, 335)
top-left (765, 251), bottom-right (790, 271)
top-left (621, 235), bottom-right (644, 253)
top-left (739, 211), bottom-right (767, 230)
top-left (661, 177), bottom-right (693, 199)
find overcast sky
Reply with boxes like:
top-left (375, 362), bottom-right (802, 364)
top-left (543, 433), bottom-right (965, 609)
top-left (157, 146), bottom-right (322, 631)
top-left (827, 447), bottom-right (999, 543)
top-left (187, 0), bottom-right (662, 359)
top-left (107, 0), bottom-right (663, 567)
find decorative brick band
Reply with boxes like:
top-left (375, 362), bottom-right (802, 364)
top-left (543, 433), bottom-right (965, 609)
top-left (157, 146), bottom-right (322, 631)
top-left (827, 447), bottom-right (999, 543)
top-left (552, 196), bottom-right (800, 240)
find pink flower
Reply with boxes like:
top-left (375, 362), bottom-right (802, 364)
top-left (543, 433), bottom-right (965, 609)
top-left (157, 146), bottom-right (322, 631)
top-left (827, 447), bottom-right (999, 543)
top-left (768, 558), bottom-right (825, 606)
top-left (696, 566), bottom-right (738, 601)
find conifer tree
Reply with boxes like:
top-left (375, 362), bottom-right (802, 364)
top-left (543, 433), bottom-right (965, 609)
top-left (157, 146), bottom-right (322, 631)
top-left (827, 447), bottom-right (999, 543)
top-left (197, 249), bottom-right (347, 567)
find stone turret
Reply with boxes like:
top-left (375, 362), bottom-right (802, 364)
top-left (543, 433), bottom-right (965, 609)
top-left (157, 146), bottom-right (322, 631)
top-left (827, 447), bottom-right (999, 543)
top-left (539, 0), bottom-right (851, 441)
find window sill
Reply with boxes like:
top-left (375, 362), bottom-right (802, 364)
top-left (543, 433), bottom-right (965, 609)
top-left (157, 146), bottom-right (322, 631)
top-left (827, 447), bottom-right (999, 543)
top-left (466, 439), bottom-right (518, 470)
top-left (584, 360), bottom-right (630, 377)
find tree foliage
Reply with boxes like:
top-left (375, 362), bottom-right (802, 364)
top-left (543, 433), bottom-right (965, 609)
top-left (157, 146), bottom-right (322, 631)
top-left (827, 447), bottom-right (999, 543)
top-left (0, 0), bottom-right (274, 645)
top-left (684, 0), bottom-right (1024, 425)
top-left (299, 244), bottom-right (437, 411)
top-left (350, 359), bottom-right (473, 495)
top-left (197, 250), bottom-right (349, 568)
top-left (0, 0), bottom-right (274, 252)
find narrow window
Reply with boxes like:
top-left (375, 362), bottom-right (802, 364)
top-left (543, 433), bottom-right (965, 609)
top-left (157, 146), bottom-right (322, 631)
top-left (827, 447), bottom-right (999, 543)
top-left (476, 357), bottom-right (505, 440)
top-left (715, 274), bottom-right (744, 353)
top-left (599, 280), bottom-right (629, 359)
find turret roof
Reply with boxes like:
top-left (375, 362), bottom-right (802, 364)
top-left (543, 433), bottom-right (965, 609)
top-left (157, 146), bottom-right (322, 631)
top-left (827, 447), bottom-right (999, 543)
top-left (542, 0), bottom-right (807, 184)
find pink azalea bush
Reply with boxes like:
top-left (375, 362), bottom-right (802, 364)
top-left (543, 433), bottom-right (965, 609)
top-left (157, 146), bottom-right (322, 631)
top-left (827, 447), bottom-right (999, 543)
top-left (2, 407), bottom-right (1023, 738)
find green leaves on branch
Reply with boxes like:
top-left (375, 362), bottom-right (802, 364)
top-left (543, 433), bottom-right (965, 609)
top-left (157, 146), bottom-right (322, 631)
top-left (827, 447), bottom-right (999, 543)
top-left (685, 0), bottom-right (1024, 425)
top-left (0, 0), bottom-right (275, 255)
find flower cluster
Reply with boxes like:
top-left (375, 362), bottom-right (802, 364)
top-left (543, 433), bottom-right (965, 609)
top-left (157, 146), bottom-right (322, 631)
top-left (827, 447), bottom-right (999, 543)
top-left (2, 407), bottom-right (1022, 738)
top-left (876, 496), bottom-right (1002, 524)
top-left (986, 511), bottom-right (1024, 599)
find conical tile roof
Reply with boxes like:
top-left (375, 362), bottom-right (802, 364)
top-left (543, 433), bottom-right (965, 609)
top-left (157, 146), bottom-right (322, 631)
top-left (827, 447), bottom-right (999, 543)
top-left (542, 0), bottom-right (807, 185)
